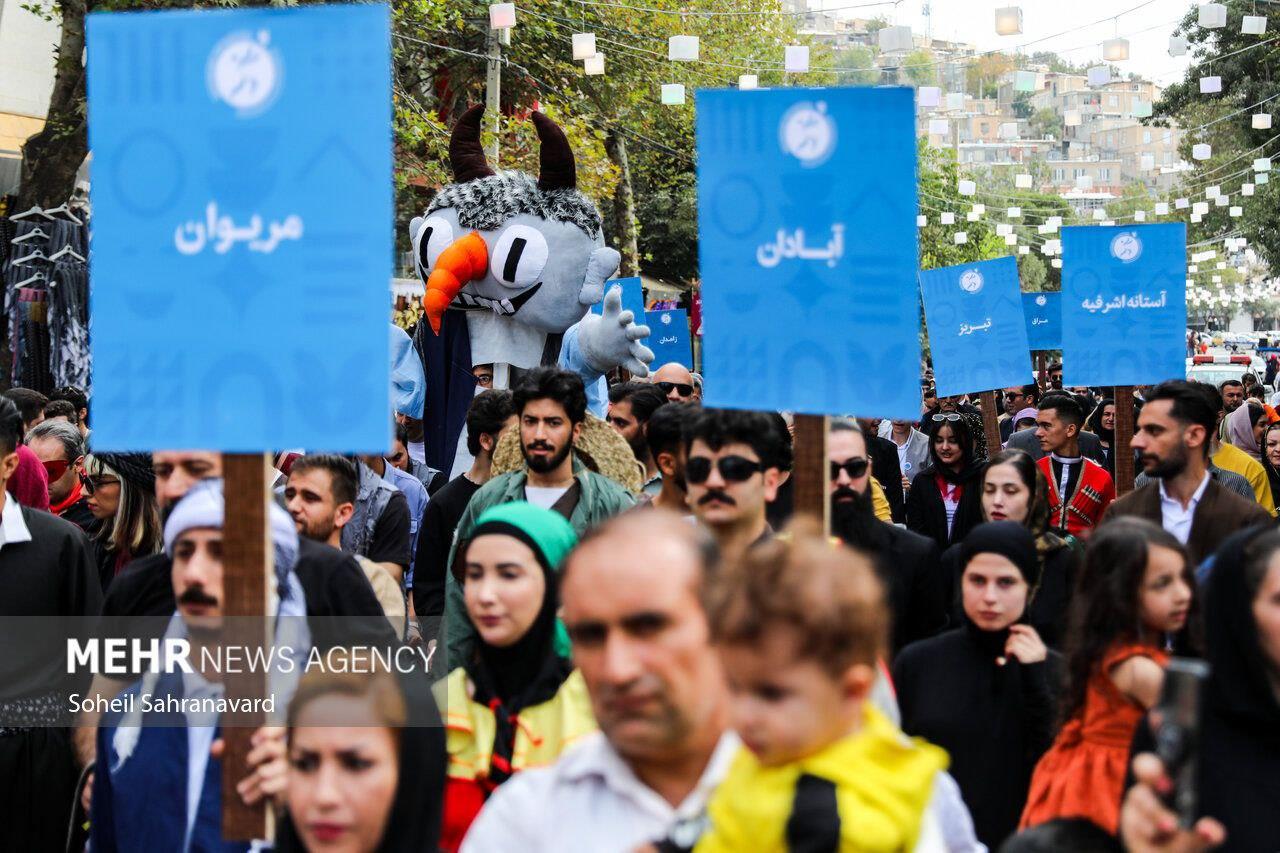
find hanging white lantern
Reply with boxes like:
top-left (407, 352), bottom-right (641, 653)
top-left (999, 122), bottom-right (1019, 139)
top-left (995, 6), bottom-right (1023, 35)
top-left (1256, 157), bottom-right (1272, 171)
top-left (1253, 113), bottom-right (1273, 129)
top-left (1189, 264), bottom-right (1200, 273)
top-left (941, 212), bottom-right (956, 225)
top-left (1199, 3), bottom-right (1227, 28)
top-left (1243, 183), bottom-right (1255, 196)
top-left (1014, 71), bottom-right (1036, 92)
top-left (1258, 173), bottom-right (1271, 184)
top-left (573, 33), bottom-right (597, 60)
top-left (1076, 174), bottom-right (1093, 189)
top-left (1207, 185), bottom-right (1221, 198)
top-left (1052, 259), bottom-right (1063, 268)
top-left (1092, 207), bottom-right (1108, 221)
top-left (784, 45), bottom-right (809, 73)
top-left (958, 179), bottom-right (976, 196)
top-left (1243, 15), bottom-right (1268, 34)
top-left (967, 211), bottom-right (980, 222)
top-left (1103, 38), bottom-right (1130, 61)
top-left (1015, 173), bottom-right (1033, 188)
top-left (584, 52), bottom-right (605, 75)
top-left (1192, 212), bottom-right (1203, 222)
top-left (1005, 234), bottom-right (1018, 246)
top-left (1193, 201), bottom-right (1210, 215)
top-left (1133, 101), bottom-right (1154, 118)
top-left (488, 2), bottom-right (516, 29)
top-left (997, 223), bottom-right (1013, 236)
top-left (1175, 197), bottom-right (1190, 209)
top-left (1215, 194), bottom-right (1229, 206)
top-left (1037, 223), bottom-right (1052, 234)
top-left (1019, 245), bottom-right (1030, 255)
top-left (878, 25), bottom-right (913, 53)
top-left (1135, 210), bottom-right (1147, 221)
top-left (1087, 65), bottom-right (1111, 87)
top-left (1169, 36), bottom-right (1189, 56)
top-left (1140, 154), bottom-right (1156, 170)
top-left (661, 83), bottom-right (686, 105)
top-left (1102, 220), bottom-right (1116, 226)
top-left (1230, 205), bottom-right (1244, 217)
top-left (917, 215), bottom-right (928, 227)
top-left (738, 74), bottom-right (758, 90)
top-left (668, 35), bottom-right (699, 62)
top-left (1193, 143), bottom-right (1213, 159)
top-left (928, 118), bottom-right (950, 135)
top-left (946, 92), bottom-right (966, 111)
top-left (1064, 109), bottom-right (1082, 127)
top-left (1007, 206), bottom-right (1022, 217)
top-left (954, 231), bottom-right (969, 245)
top-left (918, 86), bottom-right (941, 108)
top-left (972, 203), bottom-right (986, 214)
top-left (1047, 216), bottom-right (1063, 228)
top-left (1156, 202), bottom-right (1170, 215)
top-left (1200, 76), bottom-right (1223, 94)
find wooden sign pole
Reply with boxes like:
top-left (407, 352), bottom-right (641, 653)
top-left (978, 390), bottom-right (1002, 455)
top-left (791, 414), bottom-right (830, 536)
top-left (221, 453), bottom-right (273, 840)
top-left (1036, 352), bottom-right (1047, 390)
top-left (1112, 385), bottom-right (1136, 496)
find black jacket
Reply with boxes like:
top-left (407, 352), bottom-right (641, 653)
top-left (906, 467), bottom-right (984, 549)
top-left (867, 433), bottom-right (906, 523)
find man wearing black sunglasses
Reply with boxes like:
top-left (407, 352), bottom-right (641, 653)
top-left (827, 422), bottom-right (945, 653)
top-left (652, 362), bottom-right (699, 404)
top-left (683, 408), bottom-right (783, 565)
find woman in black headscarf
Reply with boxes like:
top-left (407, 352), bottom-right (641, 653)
top-left (894, 521), bottom-right (1061, 849)
top-left (1121, 525), bottom-right (1280, 853)
top-left (906, 410), bottom-right (988, 548)
top-left (1084, 398), bottom-right (1116, 477)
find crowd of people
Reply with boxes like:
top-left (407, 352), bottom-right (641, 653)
top-left (0, 359), bottom-right (1278, 853)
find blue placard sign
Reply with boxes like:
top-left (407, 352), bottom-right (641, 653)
top-left (591, 277), bottom-right (646, 322)
top-left (1061, 224), bottom-right (1187, 387)
top-left (920, 256), bottom-right (1033, 397)
top-left (1023, 291), bottom-right (1062, 351)
top-left (697, 87), bottom-right (921, 419)
top-left (646, 309), bottom-right (693, 369)
top-left (86, 4), bottom-right (392, 451)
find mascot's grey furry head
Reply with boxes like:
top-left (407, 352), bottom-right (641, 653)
top-left (411, 104), bottom-right (618, 335)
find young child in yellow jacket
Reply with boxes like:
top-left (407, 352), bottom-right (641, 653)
top-left (690, 526), bottom-right (948, 852)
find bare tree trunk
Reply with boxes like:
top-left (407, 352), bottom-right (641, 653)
top-left (603, 128), bottom-right (640, 278)
top-left (17, 0), bottom-right (87, 209)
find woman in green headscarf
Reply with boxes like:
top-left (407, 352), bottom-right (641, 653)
top-left (437, 502), bottom-right (596, 852)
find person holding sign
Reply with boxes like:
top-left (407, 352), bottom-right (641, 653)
top-left (1033, 397), bottom-right (1115, 539)
top-left (906, 412), bottom-right (988, 549)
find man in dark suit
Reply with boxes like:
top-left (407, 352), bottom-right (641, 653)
top-left (857, 418), bottom-right (906, 523)
top-left (1103, 380), bottom-right (1271, 564)
top-left (829, 421), bottom-right (943, 653)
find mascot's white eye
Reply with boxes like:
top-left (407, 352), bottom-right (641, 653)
top-left (415, 216), bottom-right (454, 273)
top-left (491, 224), bottom-right (549, 290)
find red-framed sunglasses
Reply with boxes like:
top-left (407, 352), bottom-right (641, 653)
top-left (41, 459), bottom-right (70, 482)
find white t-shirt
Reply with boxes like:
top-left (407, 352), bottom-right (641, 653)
top-left (524, 485), bottom-right (570, 510)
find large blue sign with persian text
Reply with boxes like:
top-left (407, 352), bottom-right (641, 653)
top-left (920, 256), bottom-right (1032, 396)
top-left (697, 87), bottom-right (921, 418)
top-left (87, 4), bottom-right (392, 451)
top-left (1061, 224), bottom-right (1186, 387)
top-left (1023, 291), bottom-right (1062, 351)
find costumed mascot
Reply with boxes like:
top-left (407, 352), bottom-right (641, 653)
top-left (411, 104), bottom-right (653, 476)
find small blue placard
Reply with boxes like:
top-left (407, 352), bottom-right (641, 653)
top-left (646, 309), bottom-right (693, 369)
top-left (86, 4), bottom-right (392, 451)
top-left (591, 277), bottom-right (646, 322)
top-left (1061, 224), bottom-right (1187, 387)
top-left (1023, 291), bottom-right (1062, 351)
top-left (920, 256), bottom-right (1033, 397)
top-left (697, 87), bottom-right (921, 419)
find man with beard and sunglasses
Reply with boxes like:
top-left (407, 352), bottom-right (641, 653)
top-left (441, 367), bottom-right (635, 674)
top-left (1103, 380), bottom-right (1270, 564)
top-left (828, 421), bottom-right (945, 655)
top-left (652, 362), bottom-right (699, 404)
top-left (683, 408), bottom-right (784, 565)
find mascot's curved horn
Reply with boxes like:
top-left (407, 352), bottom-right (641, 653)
top-left (532, 111), bottom-right (576, 191)
top-left (450, 103), bottom-right (496, 184)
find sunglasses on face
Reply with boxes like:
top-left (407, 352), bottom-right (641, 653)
top-left (657, 381), bottom-right (694, 398)
top-left (685, 455), bottom-right (762, 485)
top-left (830, 458), bottom-right (870, 480)
top-left (931, 413), bottom-right (963, 422)
top-left (41, 459), bottom-right (70, 481)
top-left (79, 472), bottom-right (120, 496)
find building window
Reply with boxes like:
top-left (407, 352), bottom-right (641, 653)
top-left (1143, 130), bottom-right (1152, 144)
top-left (980, 122), bottom-right (990, 134)
top-left (1053, 168), bottom-right (1065, 181)
top-left (1100, 168), bottom-right (1111, 181)
top-left (1073, 168), bottom-right (1085, 179)
top-left (1109, 95), bottom-right (1119, 107)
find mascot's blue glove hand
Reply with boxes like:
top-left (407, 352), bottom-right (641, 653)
top-left (578, 246), bottom-right (622, 306)
top-left (577, 285), bottom-right (655, 377)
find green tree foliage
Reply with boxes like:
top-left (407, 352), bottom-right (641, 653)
top-left (1029, 107), bottom-right (1062, 140)
top-left (902, 48), bottom-right (936, 87)
top-left (917, 139), bottom-right (1005, 270)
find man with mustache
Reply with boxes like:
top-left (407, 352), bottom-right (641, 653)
top-left (683, 408), bottom-right (784, 565)
top-left (828, 421), bottom-right (945, 654)
top-left (441, 366), bottom-right (635, 674)
top-left (1103, 380), bottom-right (1270, 565)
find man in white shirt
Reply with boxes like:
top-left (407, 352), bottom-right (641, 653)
top-left (462, 511), bottom-right (985, 852)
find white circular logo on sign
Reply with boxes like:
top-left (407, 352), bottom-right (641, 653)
top-left (208, 31), bottom-right (281, 116)
top-left (1035, 294), bottom-right (1047, 306)
top-left (1110, 231), bottom-right (1143, 263)
top-left (779, 102), bottom-right (837, 168)
top-left (661, 313), bottom-right (672, 325)
top-left (959, 269), bottom-right (984, 294)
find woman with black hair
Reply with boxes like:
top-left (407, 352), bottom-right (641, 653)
top-left (895, 521), bottom-right (1061, 848)
top-left (906, 411), bottom-right (988, 548)
top-left (1262, 421), bottom-right (1280, 515)
top-left (1084, 398), bottom-right (1116, 477)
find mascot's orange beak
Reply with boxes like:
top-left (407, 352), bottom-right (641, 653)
top-left (424, 231), bottom-right (489, 335)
